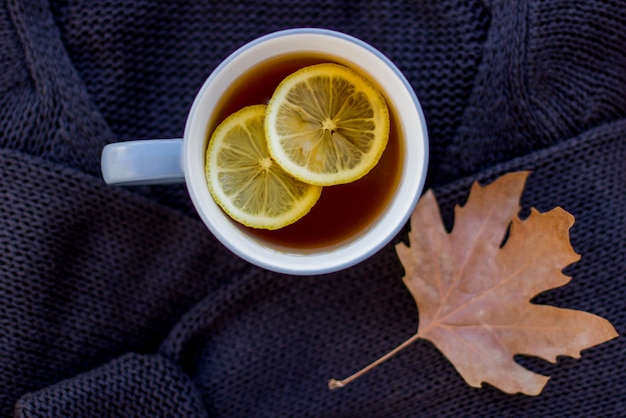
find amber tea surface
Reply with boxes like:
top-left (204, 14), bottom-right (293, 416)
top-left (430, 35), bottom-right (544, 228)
top-left (209, 53), bottom-right (403, 250)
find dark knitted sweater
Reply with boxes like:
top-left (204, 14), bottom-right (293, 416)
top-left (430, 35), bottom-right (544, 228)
top-left (2, 0), bottom-right (625, 416)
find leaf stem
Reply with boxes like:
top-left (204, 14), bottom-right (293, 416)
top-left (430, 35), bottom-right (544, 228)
top-left (328, 333), bottom-right (421, 390)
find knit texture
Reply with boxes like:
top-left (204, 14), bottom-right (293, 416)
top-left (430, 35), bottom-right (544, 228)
top-left (14, 353), bottom-right (207, 417)
top-left (1, 0), bottom-right (625, 416)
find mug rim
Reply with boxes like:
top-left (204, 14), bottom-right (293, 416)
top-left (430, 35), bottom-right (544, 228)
top-left (183, 28), bottom-right (428, 275)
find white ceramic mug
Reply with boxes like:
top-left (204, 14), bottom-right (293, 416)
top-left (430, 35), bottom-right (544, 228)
top-left (101, 28), bottom-right (428, 275)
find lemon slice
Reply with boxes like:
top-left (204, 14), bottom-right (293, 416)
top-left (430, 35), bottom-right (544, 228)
top-left (206, 104), bottom-right (322, 230)
top-left (265, 63), bottom-right (390, 186)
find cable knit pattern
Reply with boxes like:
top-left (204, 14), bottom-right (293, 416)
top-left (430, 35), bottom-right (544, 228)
top-left (1, 0), bottom-right (624, 416)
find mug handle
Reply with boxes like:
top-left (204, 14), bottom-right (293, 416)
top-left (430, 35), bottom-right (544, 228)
top-left (101, 139), bottom-right (185, 185)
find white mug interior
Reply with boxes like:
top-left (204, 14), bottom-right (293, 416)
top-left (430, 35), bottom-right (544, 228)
top-left (184, 28), bottom-right (428, 275)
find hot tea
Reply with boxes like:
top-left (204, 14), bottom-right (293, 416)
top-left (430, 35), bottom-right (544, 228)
top-left (208, 53), bottom-right (404, 250)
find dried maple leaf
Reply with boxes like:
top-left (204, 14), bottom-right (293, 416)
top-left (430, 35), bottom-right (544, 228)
top-left (329, 171), bottom-right (618, 395)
